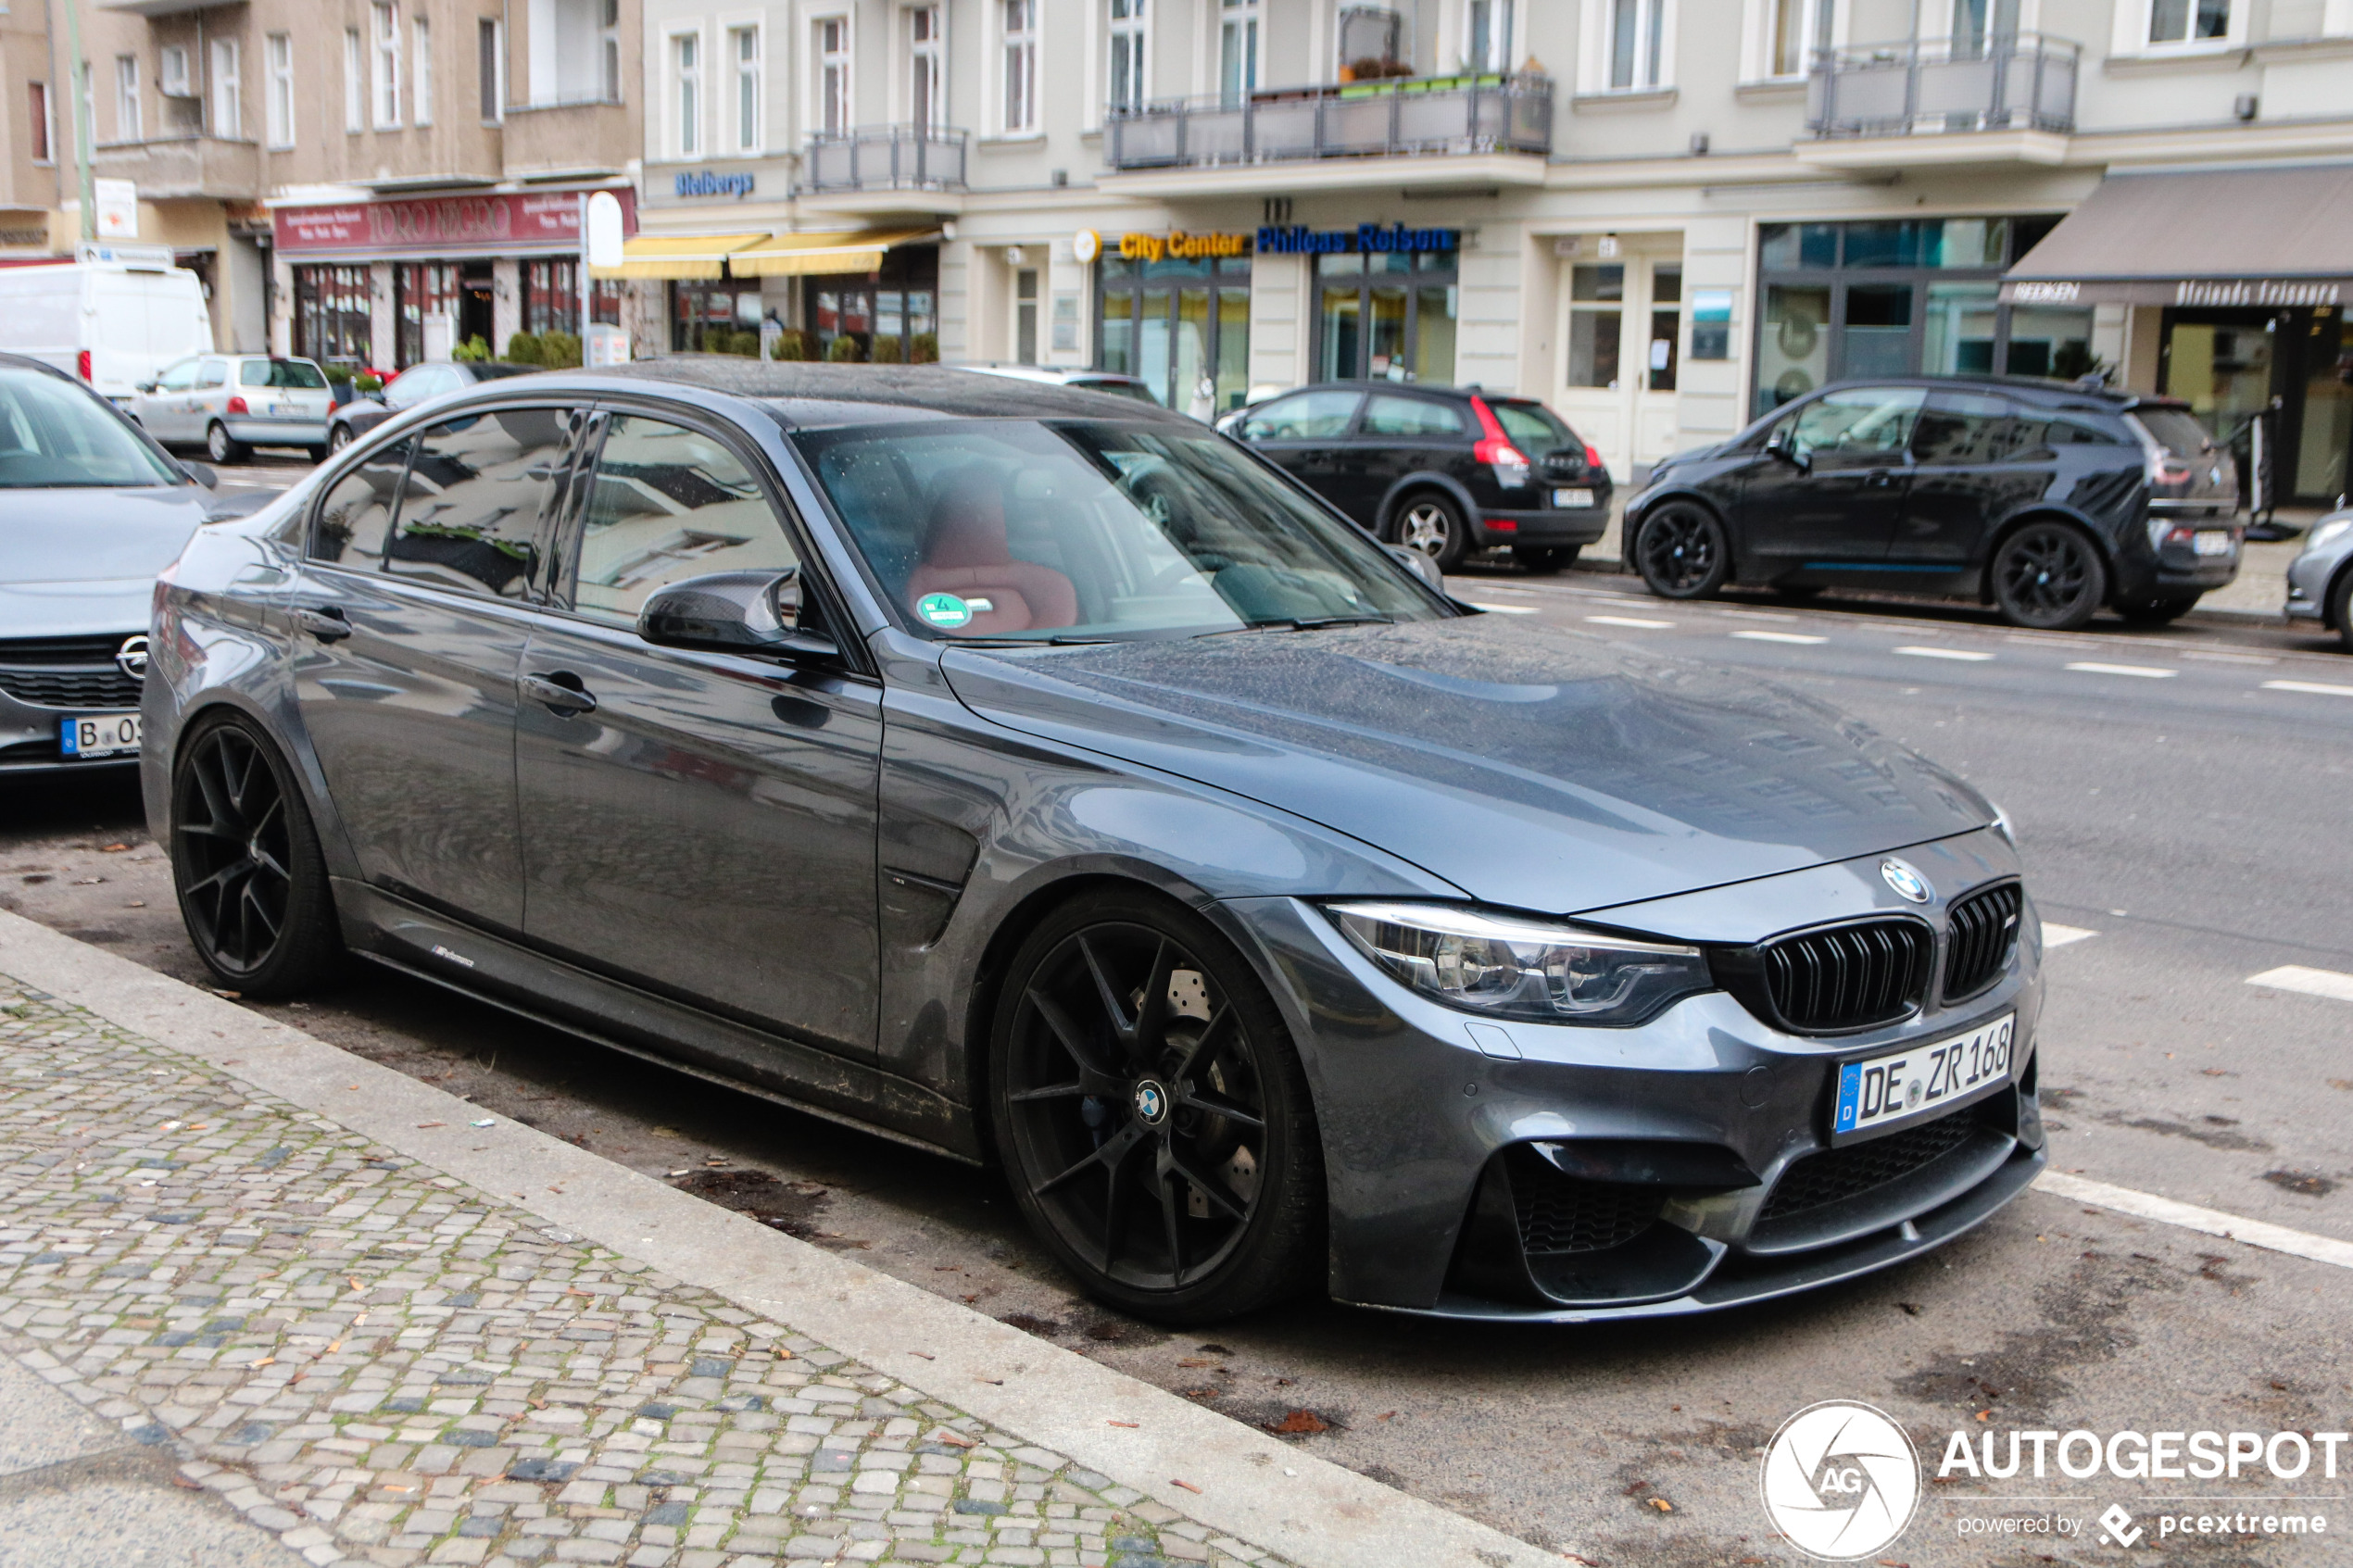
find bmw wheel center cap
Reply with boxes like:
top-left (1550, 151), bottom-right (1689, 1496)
top-left (1880, 858), bottom-right (1932, 904)
top-left (1132, 1079), bottom-right (1170, 1125)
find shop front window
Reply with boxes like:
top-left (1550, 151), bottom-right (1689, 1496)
top-left (1649, 263), bottom-right (1681, 393)
top-left (2296, 311), bottom-right (2353, 502)
top-left (395, 262), bottom-right (461, 368)
top-left (1758, 282), bottom-right (1830, 410)
top-left (294, 264), bottom-right (373, 369)
top-left (1101, 251), bottom-right (1252, 412)
top-left (673, 281), bottom-right (763, 353)
top-left (2002, 303), bottom-right (2095, 378)
top-left (1314, 249), bottom-right (1459, 386)
top-left (1568, 264), bottom-right (1624, 389)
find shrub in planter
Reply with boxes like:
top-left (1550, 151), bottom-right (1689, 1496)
top-left (871, 334), bottom-right (904, 364)
top-left (911, 332), bottom-right (939, 364)
top-left (825, 333), bottom-right (863, 362)
top-left (505, 332), bottom-right (544, 366)
top-left (539, 331), bottom-right (583, 369)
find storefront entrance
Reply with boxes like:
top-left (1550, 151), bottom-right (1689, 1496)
top-left (2161, 307), bottom-right (2353, 508)
top-left (1098, 252), bottom-right (1252, 416)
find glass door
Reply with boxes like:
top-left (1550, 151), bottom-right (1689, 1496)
top-left (2295, 309), bottom-right (2353, 504)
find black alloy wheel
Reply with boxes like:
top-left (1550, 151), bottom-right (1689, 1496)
top-left (2333, 568), bottom-right (2353, 654)
top-left (2115, 593), bottom-right (2200, 625)
top-left (206, 420), bottom-right (248, 465)
top-left (1635, 502), bottom-right (1730, 599)
top-left (1513, 545), bottom-right (1578, 575)
top-left (1992, 522), bottom-right (2108, 631)
top-left (170, 715), bottom-right (344, 997)
top-left (989, 892), bottom-right (1322, 1323)
top-left (1392, 493), bottom-right (1468, 572)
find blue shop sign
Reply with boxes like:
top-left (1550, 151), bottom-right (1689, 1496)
top-left (675, 170), bottom-right (756, 199)
top-left (1255, 223), bottom-right (1458, 256)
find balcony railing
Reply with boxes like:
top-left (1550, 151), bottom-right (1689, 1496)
top-left (1106, 73), bottom-right (1551, 171)
top-left (93, 135), bottom-right (259, 200)
top-left (501, 98), bottom-right (633, 179)
top-left (801, 126), bottom-right (968, 194)
top-left (1807, 33), bottom-right (2078, 138)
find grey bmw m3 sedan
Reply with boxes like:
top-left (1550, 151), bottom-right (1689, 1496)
top-left (143, 361), bottom-right (2046, 1324)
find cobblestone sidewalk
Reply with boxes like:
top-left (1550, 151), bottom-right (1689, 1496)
top-left (0, 975), bottom-right (1297, 1568)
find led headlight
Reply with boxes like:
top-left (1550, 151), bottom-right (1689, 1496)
top-left (2307, 517), bottom-right (2353, 552)
top-left (1990, 800), bottom-right (2017, 847)
top-left (1327, 901), bottom-right (1713, 1026)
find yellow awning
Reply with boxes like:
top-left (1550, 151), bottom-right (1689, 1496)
top-left (727, 229), bottom-right (940, 278)
top-left (591, 233), bottom-right (766, 281)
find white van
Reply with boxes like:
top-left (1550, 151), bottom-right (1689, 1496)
top-left (0, 245), bottom-right (214, 407)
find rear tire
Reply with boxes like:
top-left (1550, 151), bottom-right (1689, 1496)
top-left (1512, 546), bottom-right (1578, 575)
top-left (1633, 502), bottom-right (1731, 600)
top-left (170, 713), bottom-right (345, 998)
top-left (205, 421), bottom-right (248, 465)
top-left (2115, 593), bottom-right (2199, 625)
top-left (1991, 522), bottom-right (2107, 631)
top-left (1391, 493), bottom-right (1469, 572)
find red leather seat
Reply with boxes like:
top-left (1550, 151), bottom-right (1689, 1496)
top-left (906, 468), bottom-right (1078, 634)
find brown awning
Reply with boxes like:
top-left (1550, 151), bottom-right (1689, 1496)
top-left (2002, 166), bottom-right (2353, 307)
top-left (727, 229), bottom-right (938, 278)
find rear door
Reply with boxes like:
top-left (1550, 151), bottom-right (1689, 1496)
top-left (1895, 389), bottom-right (2042, 569)
top-left (144, 358), bottom-right (200, 440)
top-left (285, 405), bottom-right (580, 928)
top-left (1353, 393), bottom-right (1471, 527)
top-left (512, 408), bottom-right (885, 1086)
top-left (1735, 385), bottom-right (1923, 573)
top-left (1235, 388), bottom-right (1365, 517)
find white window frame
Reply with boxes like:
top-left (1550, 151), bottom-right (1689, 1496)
top-left (1000, 0), bottom-right (1038, 135)
top-left (1107, 0), bottom-right (1146, 115)
top-left (115, 55), bottom-right (141, 142)
top-left (1741, 0), bottom-right (1843, 82)
top-left (1219, 0), bottom-right (1259, 107)
top-left (346, 28), bottom-right (365, 131)
top-left (1466, 0), bottom-right (1515, 72)
top-left (1579, 0), bottom-right (1675, 94)
top-left (672, 28), bottom-right (702, 157)
top-left (729, 24), bottom-right (760, 151)
top-left (265, 33), bottom-right (294, 146)
top-left (813, 14), bottom-right (852, 137)
top-left (371, 2), bottom-right (402, 128)
top-left (2112, 0), bottom-right (2247, 56)
top-left (210, 37), bottom-right (242, 138)
top-left (414, 17), bottom-right (433, 124)
top-left (602, 0), bottom-right (622, 100)
top-left (908, 6), bottom-right (944, 132)
top-left (158, 44), bottom-right (190, 98)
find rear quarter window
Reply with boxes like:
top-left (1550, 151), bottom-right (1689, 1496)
top-left (2128, 408), bottom-right (2218, 459)
top-left (1491, 401), bottom-right (1572, 449)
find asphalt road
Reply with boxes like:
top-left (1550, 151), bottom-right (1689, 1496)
top-left (6, 525), bottom-right (2352, 1566)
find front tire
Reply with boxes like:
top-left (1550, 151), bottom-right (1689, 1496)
top-left (328, 423), bottom-right (355, 454)
top-left (205, 421), bottom-right (248, 465)
top-left (988, 889), bottom-right (1324, 1323)
top-left (1513, 546), bottom-right (1578, 575)
top-left (1634, 502), bottom-right (1731, 599)
top-left (2331, 568), bottom-right (2353, 655)
top-left (1391, 493), bottom-right (1469, 572)
top-left (1992, 522), bottom-right (2107, 631)
top-left (170, 714), bottom-right (345, 997)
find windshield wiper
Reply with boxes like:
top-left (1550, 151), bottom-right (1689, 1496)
top-left (1224, 613), bottom-right (1394, 633)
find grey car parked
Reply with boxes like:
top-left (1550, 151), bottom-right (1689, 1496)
top-left (2285, 509), bottom-right (2353, 651)
top-left (143, 362), bottom-right (2046, 1324)
top-left (132, 353), bottom-right (334, 463)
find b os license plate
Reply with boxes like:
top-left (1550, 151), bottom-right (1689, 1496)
top-left (2193, 530), bottom-right (2234, 557)
top-left (61, 712), bottom-right (141, 759)
top-left (1552, 487), bottom-right (1595, 508)
top-left (1832, 1014), bottom-right (2015, 1140)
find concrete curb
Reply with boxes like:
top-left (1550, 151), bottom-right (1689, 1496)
top-left (0, 909), bottom-right (1563, 1568)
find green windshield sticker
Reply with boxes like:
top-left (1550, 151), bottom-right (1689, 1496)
top-left (915, 592), bottom-right (974, 629)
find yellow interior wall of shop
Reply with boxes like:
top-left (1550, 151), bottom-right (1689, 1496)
top-left (2120, 307), bottom-right (2166, 395)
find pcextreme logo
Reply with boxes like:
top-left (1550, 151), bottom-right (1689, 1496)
top-left (1759, 1400), bottom-right (1922, 1561)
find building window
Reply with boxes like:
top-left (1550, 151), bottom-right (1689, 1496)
top-left (345, 29), bottom-right (365, 132)
top-left (396, 262), bottom-right (461, 368)
top-left (295, 264), bottom-right (374, 367)
top-left (1108, 0), bottom-right (1145, 114)
top-left (29, 82), bottom-right (52, 163)
top-left (1649, 264), bottom-right (1681, 392)
top-left (1220, 0), bottom-right (1259, 107)
top-left (266, 35), bottom-right (294, 145)
top-left (910, 6), bottom-right (942, 132)
top-left (1101, 248), bottom-right (1255, 409)
top-left (816, 18), bottom-right (849, 135)
top-left (603, 0), bottom-right (623, 99)
top-left (372, 3), bottom-right (402, 127)
top-left (1468, 0), bottom-right (1514, 70)
top-left (673, 33), bottom-right (699, 156)
top-left (414, 18), bottom-right (433, 124)
top-left (1606, 0), bottom-right (1668, 91)
top-left (1001, 0), bottom-right (1037, 133)
top-left (732, 26), bottom-right (760, 150)
top-left (211, 39), bottom-right (242, 138)
top-left (1768, 0), bottom-right (1834, 77)
top-left (160, 44), bottom-right (191, 98)
top-left (2147, 0), bottom-right (2230, 44)
top-left (523, 258), bottom-right (588, 338)
top-left (115, 56), bottom-right (141, 142)
top-left (478, 19), bottom-right (503, 122)
top-left (1015, 268), bottom-right (1038, 364)
top-left (1568, 264), bottom-right (1624, 388)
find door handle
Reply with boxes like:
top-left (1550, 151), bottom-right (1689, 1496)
top-left (521, 672), bottom-right (598, 716)
top-left (292, 607), bottom-right (350, 642)
top-left (1863, 470), bottom-right (1898, 488)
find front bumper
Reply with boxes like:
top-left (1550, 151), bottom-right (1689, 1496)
top-left (0, 688), bottom-right (141, 773)
top-left (1224, 832), bottom-right (2045, 1320)
top-left (1475, 506), bottom-right (1612, 549)
top-left (225, 419), bottom-right (329, 446)
top-left (2284, 544), bottom-right (2346, 624)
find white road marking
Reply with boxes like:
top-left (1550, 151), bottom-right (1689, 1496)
top-left (2038, 1171), bottom-right (2353, 1273)
top-left (1731, 630), bottom-right (1828, 645)
top-left (1894, 645), bottom-right (1995, 661)
top-left (1467, 603), bottom-right (1539, 616)
top-left (2260, 679), bottom-right (2353, 698)
top-left (2246, 965), bottom-right (2353, 1003)
top-left (2041, 922), bottom-right (2098, 949)
top-left (2065, 661), bottom-right (2177, 679)
top-left (1586, 614), bottom-right (1675, 629)
top-left (2183, 650), bottom-right (2278, 666)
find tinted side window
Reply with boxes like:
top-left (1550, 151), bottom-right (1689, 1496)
top-left (1240, 389), bottom-right (1363, 442)
top-left (384, 408), bottom-right (572, 599)
top-left (1362, 395), bottom-right (1469, 439)
top-left (1789, 386), bottom-right (1924, 457)
top-left (567, 415), bottom-right (799, 629)
top-left (309, 438), bottom-right (414, 569)
top-left (1911, 391), bottom-right (2012, 464)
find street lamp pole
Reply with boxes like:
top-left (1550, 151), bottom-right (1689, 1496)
top-left (61, 0), bottom-right (94, 243)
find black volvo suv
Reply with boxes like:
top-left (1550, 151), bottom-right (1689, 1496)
top-left (1231, 383), bottom-right (1613, 573)
top-left (1623, 376), bottom-right (2240, 629)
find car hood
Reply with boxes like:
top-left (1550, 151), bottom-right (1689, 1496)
top-left (0, 485), bottom-right (224, 637)
top-left (940, 617), bottom-right (1994, 913)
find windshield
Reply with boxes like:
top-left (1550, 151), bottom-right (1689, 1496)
top-left (1491, 400), bottom-right (1572, 450)
top-left (0, 366), bottom-right (182, 488)
top-left (239, 358), bottom-right (328, 389)
top-left (795, 418), bottom-right (1448, 641)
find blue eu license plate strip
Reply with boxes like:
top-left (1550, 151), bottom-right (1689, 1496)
top-left (1833, 1013), bottom-right (2016, 1139)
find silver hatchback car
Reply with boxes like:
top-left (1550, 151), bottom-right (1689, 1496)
top-left (2285, 509), bottom-right (2353, 651)
top-left (132, 353), bottom-right (333, 464)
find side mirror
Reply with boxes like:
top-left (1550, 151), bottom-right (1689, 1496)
top-left (1765, 429), bottom-right (1811, 472)
top-left (136, 382), bottom-right (157, 395)
top-left (637, 567), bottom-right (836, 660)
top-left (182, 461), bottom-right (218, 489)
top-left (1385, 544), bottom-right (1446, 591)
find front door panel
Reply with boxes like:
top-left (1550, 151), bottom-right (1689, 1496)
top-left (1736, 385), bottom-right (1925, 573)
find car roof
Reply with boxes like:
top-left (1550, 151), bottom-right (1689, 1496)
top-left (1283, 381), bottom-right (1542, 405)
top-left (574, 358), bottom-right (1200, 426)
top-left (1797, 373), bottom-right (2183, 412)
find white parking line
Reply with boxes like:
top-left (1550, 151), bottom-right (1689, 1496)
top-left (1586, 614), bottom-right (1675, 629)
top-left (1894, 646), bottom-right (1995, 662)
top-left (2065, 661), bottom-right (2177, 679)
top-left (2246, 965), bottom-right (2353, 1003)
top-left (2042, 922), bottom-right (2098, 949)
top-left (1731, 630), bottom-right (1829, 645)
top-left (1467, 603), bottom-right (1539, 616)
top-left (2038, 1171), bottom-right (2353, 1273)
top-left (2183, 650), bottom-right (2279, 666)
top-left (2261, 679), bottom-right (2353, 698)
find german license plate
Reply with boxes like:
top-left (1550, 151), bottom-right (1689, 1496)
top-left (61, 712), bottom-right (141, 759)
top-left (1832, 1014), bottom-right (2015, 1141)
top-left (270, 400), bottom-right (295, 417)
top-left (1552, 487), bottom-right (1594, 508)
top-left (2193, 530), bottom-right (2233, 557)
